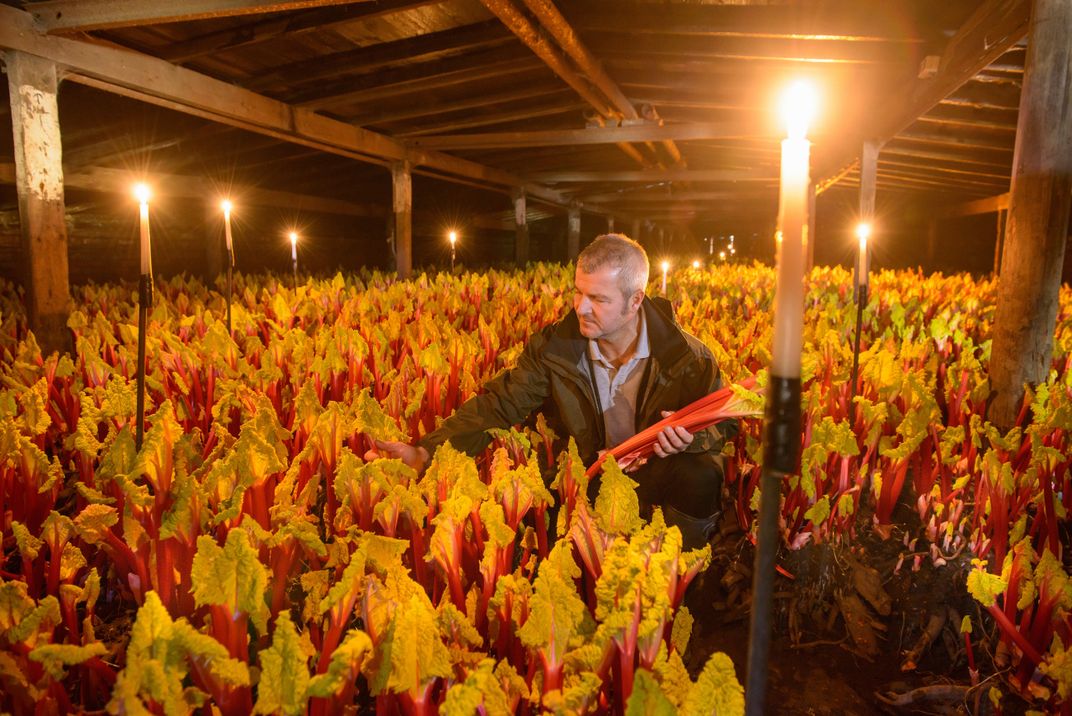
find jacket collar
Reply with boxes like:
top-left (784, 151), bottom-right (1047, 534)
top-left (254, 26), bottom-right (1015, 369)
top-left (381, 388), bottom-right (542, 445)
top-left (546, 295), bottom-right (690, 369)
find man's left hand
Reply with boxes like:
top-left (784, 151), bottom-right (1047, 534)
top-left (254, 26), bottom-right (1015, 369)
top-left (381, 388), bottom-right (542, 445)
top-left (653, 410), bottom-right (693, 458)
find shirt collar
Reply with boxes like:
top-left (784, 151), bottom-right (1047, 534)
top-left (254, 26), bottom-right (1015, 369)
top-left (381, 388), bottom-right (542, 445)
top-left (588, 310), bottom-right (650, 365)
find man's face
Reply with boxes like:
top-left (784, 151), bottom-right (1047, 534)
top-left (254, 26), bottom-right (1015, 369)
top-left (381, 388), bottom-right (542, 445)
top-left (573, 265), bottom-right (643, 340)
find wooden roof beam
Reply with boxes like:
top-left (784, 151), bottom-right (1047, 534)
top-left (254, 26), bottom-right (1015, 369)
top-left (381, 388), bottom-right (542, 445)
top-left (352, 83), bottom-right (570, 127)
top-left (0, 162), bottom-right (384, 216)
top-left (29, 0), bottom-right (371, 34)
top-left (519, 0), bottom-right (686, 169)
top-left (937, 192), bottom-right (1010, 218)
top-left (408, 122), bottom-right (761, 149)
top-left (290, 49), bottom-right (541, 109)
top-left (246, 20), bottom-right (513, 92)
top-left (0, 4), bottom-right (569, 206)
top-left (815, 0), bottom-right (1030, 192)
top-left (527, 169), bottom-right (769, 183)
top-left (157, 0), bottom-right (440, 63)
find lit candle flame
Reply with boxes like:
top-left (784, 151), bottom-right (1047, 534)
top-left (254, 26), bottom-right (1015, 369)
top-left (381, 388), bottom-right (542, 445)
top-left (719, 251), bottom-right (727, 261)
top-left (855, 222), bottom-right (871, 248)
top-left (133, 183), bottom-right (151, 205)
top-left (780, 81), bottom-right (818, 141)
top-left (449, 230), bottom-right (457, 246)
top-left (660, 260), bottom-right (670, 273)
top-left (221, 198), bottom-right (233, 216)
top-left (692, 259), bottom-right (700, 269)
top-left (289, 231), bottom-right (298, 247)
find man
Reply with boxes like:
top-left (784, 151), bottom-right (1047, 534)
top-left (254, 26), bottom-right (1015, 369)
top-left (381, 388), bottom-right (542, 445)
top-left (370, 234), bottom-right (733, 548)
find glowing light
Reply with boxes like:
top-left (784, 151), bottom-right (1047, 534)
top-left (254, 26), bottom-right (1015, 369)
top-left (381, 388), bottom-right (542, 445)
top-left (220, 198), bottom-right (233, 215)
top-left (289, 231), bottom-right (298, 246)
top-left (660, 260), bottom-right (670, 273)
top-left (780, 80), bottom-right (819, 140)
top-left (855, 222), bottom-right (872, 244)
top-left (448, 230), bottom-right (457, 246)
top-left (133, 183), bottom-right (151, 205)
top-left (719, 251), bottom-right (727, 261)
top-left (856, 222), bottom-right (871, 288)
top-left (692, 259), bottom-right (701, 269)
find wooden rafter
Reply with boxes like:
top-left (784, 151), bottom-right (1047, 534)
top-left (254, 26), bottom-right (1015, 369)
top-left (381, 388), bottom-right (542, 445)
top-left (156, 0), bottom-right (439, 62)
top-left (0, 162), bottom-right (384, 216)
top-left (29, 0), bottom-right (371, 33)
top-left (0, 4), bottom-right (569, 205)
top-left (815, 0), bottom-right (1030, 191)
top-left (289, 47), bottom-right (541, 108)
top-left (246, 20), bottom-right (514, 92)
top-left (408, 122), bottom-right (761, 150)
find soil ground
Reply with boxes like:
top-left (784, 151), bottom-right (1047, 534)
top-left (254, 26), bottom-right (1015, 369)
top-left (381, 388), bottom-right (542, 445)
top-left (684, 506), bottom-right (1023, 716)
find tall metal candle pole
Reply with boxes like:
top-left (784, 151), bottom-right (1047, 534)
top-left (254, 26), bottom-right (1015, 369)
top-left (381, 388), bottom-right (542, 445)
top-left (289, 231), bottom-right (298, 290)
top-left (745, 81), bottom-right (816, 716)
top-left (221, 199), bottom-right (234, 335)
top-left (849, 222), bottom-right (870, 425)
top-left (133, 183), bottom-right (154, 451)
top-left (449, 230), bottom-right (457, 271)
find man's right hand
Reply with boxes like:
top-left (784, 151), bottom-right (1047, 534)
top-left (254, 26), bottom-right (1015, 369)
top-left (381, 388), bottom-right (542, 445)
top-left (364, 439), bottom-right (430, 474)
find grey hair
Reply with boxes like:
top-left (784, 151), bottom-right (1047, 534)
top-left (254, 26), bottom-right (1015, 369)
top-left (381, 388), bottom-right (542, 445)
top-left (577, 233), bottom-right (650, 297)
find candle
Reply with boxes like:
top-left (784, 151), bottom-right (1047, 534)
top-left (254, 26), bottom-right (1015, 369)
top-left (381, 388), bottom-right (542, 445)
top-left (289, 231), bottom-right (298, 262)
top-left (449, 230), bottom-right (457, 247)
top-left (660, 260), bottom-right (669, 295)
top-left (855, 222), bottom-right (871, 288)
top-left (770, 81), bottom-right (816, 378)
top-left (692, 259), bottom-right (701, 269)
top-left (134, 183), bottom-right (152, 275)
top-left (221, 199), bottom-right (234, 254)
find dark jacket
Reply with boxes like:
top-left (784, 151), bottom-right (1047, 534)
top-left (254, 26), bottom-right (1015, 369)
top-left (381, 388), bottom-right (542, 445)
top-left (419, 296), bottom-right (733, 465)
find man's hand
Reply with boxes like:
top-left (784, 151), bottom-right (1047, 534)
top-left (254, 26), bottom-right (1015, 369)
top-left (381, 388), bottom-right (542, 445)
top-left (364, 439), bottom-right (430, 474)
top-left (652, 410), bottom-right (693, 458)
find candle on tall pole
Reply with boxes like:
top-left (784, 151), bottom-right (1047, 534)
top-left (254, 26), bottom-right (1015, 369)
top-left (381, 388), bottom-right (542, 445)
top-left (660, 259), bottom-right (669, 295)
top-left (221, 199), bottom-right (234, 335)
top-left (289, 231), bottom-right (298, 290)
top-left (745, 80), bottom-right (817, 716)
top-left (449, 230), bottom-right (457, 271)
top-left (133, 182), bottom-right (154, 451)
top-left (849, 222), bottom-right (871, 424)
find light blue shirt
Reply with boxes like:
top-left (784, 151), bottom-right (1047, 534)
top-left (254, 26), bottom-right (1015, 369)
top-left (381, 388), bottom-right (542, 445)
top-left (587, 312), bottom-right (650, 449)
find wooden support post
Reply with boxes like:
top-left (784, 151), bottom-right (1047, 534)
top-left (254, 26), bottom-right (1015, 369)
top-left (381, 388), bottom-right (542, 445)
top-left (567, 201), bottom-right (581, 262)
top-left (993, 208), bottom-right (1007, 276)
top-left (989, 0), bottom-right (1072, 429)
top-left (6, 51), bottom-right (71, 355)
top-left (514, 188), bottom-right (529, 265)
top-left (392, 161), bottom-right (412, 279)
top-left (631, 218), bottom-right (641, 242)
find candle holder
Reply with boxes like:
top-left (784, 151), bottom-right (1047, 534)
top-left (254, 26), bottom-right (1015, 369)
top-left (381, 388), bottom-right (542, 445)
top-left (132, 183), bottom-right (153, 451)
top-left (746, 80), bottom-right (816, 716)
top-left (289, 231), bottom-right (299, 291)
top-left (221, 199), bottom-right (234, 336)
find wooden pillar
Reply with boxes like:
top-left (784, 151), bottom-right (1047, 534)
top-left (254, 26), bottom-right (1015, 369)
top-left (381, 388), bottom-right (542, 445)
top-left (392, 161), bottom-right (412, 279)
top-left (989, 0), bottom-right (1072, 429)
top-left (514, 188), bottom-right (529, 266)
top-left (858, 140), bottom-right (880, 276)
top-left (631, 218), bottom-right (641, 242)
top-left (567, 201), bottom-right (581, 262)
top-left (993, 208), bottom-right (1007, 276)
top-left (7, 52), bottom-right (72, 356)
